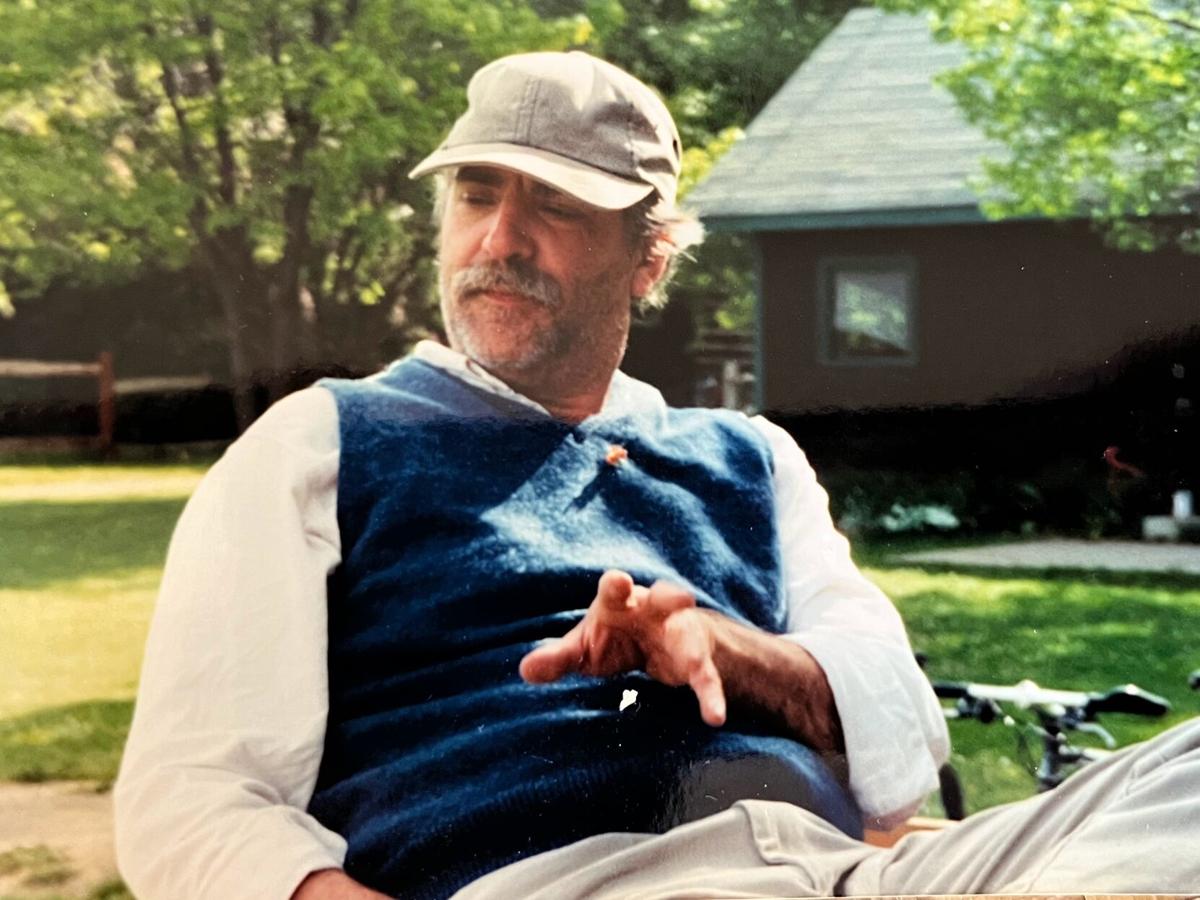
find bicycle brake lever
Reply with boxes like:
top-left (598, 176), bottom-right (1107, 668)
top-left (1073, 720), bottom-right (1116, 748)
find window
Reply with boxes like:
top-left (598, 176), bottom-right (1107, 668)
top-left (818, 257), bottom-right (916, 365)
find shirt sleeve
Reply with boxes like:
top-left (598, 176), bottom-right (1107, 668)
top-left (750, 416), bottom-right (950, 826)
top-left (113, 386), bottom-right (346, 900)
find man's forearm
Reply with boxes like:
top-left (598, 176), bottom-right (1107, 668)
top-left (702, 610), bottom-right (845, 754)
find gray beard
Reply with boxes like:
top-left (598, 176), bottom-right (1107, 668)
top-left (441, 263), bottom-right (566, 373)
top-left (439, 259), bottom-right (629, 388)
top-left (445, 301), bottom-right (568, 373)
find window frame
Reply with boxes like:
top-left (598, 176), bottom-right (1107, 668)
top-left (816, 255), bottom-right (919, 367)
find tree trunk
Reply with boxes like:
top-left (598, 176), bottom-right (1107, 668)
top-left (268, 130), bottom-right (320, 399)
top-left (212, 275), bottom-right (258, 434)
top-left (197, 238), bottom-right (263, 433)
top-left (265, 276), bottom-right (318, 399)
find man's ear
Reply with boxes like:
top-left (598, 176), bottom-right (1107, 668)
top-left (631, 241), bottom-right (671, 301)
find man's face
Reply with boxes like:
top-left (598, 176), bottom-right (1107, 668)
top-left (437, 166), bottom-right (649, 391)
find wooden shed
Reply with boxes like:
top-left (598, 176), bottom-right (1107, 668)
top-left (689, 8), bottom-right (1200, 429)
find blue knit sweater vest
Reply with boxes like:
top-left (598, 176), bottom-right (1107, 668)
top-left (309, 357), bottom-right (860, 898)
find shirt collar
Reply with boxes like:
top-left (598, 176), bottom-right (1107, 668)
top-left (409, 340), bottom-right (660, 421)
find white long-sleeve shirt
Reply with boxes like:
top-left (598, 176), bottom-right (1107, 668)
top-left (114, 341), bottom-right (948, 900)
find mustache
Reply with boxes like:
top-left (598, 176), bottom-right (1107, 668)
top-left (450, 261), bottom-right (562, 309)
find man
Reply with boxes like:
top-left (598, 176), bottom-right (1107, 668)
top-left (113, 50), bottom-right (1200, 899)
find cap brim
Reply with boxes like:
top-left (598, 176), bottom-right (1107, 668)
top-left (409, 142), bottom-right (654, 210)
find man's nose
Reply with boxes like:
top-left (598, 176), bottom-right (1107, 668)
top-left (480, 195), bottom-right (535, 261)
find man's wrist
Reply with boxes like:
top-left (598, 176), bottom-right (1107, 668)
top-left (703, 610), bottom-right (845, 753)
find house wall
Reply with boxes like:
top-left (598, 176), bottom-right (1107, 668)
top-left (758, 219), bottom-right (1200, 414)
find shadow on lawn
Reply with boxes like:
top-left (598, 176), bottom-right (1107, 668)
top-left (0, 498), bottom-right (185, 590)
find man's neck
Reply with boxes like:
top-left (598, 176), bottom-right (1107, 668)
top-left (488, 365), bottom-right (613, 425)
top-left (415, 341), bottom-right (617, 423)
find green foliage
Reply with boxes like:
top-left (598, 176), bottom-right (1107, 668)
top-left (821, 460), bottom-right (1141, 539)
top-left (679, 125), bottom-right (743, 200)
top-left (0, 1), bottom-right (858, 384)
top-left (674, 126), bottom-right (758, 335)
top-left (570, 0), bottom-right (857, 147)
top-left (877, 0), bottom-right (1200, 253)
top-left (0, 0), bottom-right (586, 424)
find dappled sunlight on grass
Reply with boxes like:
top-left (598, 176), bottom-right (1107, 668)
top-left (1, 576), bottom-right (159, 719)
top-left (862, 556), bottom-right (1200, 810)
top-left (0, 463), bottom-right (201, 720)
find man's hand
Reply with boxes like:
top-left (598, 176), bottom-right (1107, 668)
top-left (291, 869), bottom-right (391, 899)
top-left (519, 570), bottom-right (727, 725)
top-left (519, 571), bottom-right (845, 752)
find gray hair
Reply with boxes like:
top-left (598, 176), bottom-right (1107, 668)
top-left (431, 171), bottom-right (703, 312)
top-left (623, 192), bottom-right (704, 312)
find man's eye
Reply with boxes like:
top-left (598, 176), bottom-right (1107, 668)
top-left (541, 202), bottom-right (583, 220)
top-left (459, 190), bottom-right (494, 207)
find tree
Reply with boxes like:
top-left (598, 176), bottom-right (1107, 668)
top-left (1, 0), bottom-right (857, 428)
top-left (0, 0), bottom-right (584, 427)
top-left (878, 0), bottom-right (1200, 254)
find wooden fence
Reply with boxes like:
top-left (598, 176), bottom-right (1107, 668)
top-left (0, 352), bottom-right (214, 450)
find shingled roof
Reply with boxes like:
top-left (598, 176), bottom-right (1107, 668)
top-left (687, 7), bottom-right (1003, 231)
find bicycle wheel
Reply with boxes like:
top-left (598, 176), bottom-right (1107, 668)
top-left (938, 762), bottom-right (966, 820)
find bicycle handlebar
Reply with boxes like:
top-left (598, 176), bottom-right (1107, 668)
top-left (926, 669), bottom-right (1175, 799)
top-left (931, 678), bottom-right (1170, 721)
top-left (1085, 683), bottom-right (1171, 718)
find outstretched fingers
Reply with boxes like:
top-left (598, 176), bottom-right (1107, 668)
top-left (520, 570), bottom-right (636, 684)
top-left (519, 623), bottom-right (585, 684)
top-left (662, 610), bottom-right (726, 726)
top-left (690, 655), bottom-right (726, 726)
top-left (521, 573), bottom-right (726, 726)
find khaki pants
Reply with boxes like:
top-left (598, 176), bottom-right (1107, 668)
top-left (452, 718), bottom-right (1200, 898)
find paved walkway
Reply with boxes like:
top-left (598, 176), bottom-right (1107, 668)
top-left (0, 781), bottom-right (116, 898)
top-left (897, 539), bottom-right (1200, 575)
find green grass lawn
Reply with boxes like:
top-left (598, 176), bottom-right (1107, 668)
top-left (861, 546), bottom-right (1200, 815)
top-left (0, 459), bottom-right (208, 782)
top-left (2, 458), bottom-right (1198, 820)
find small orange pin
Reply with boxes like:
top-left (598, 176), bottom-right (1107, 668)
top-left (605, 444), bottom-right (628, 467)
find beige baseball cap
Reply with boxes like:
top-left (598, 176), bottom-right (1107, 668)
top-left (409, 51), bottom-right (681, 210)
